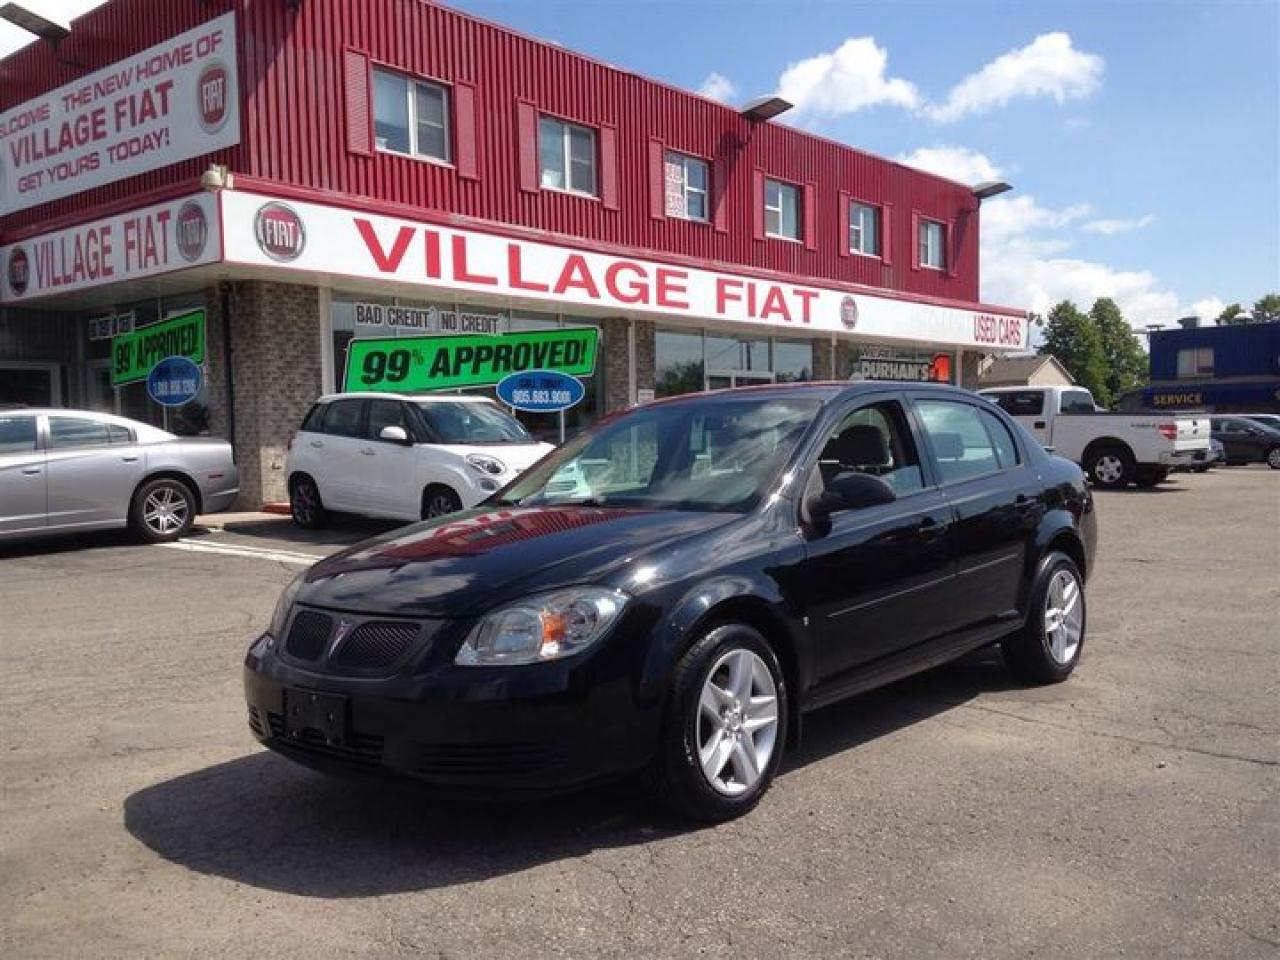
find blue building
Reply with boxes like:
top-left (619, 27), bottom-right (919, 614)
top-left (1135, 323), bottom-right (1280, 412)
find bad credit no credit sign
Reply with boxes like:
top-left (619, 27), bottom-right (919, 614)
top-left (346, 328), bottom-right (598, 392)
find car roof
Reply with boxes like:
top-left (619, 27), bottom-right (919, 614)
top-left (636, 379), bottom-right (983, 410)
top-left (315, 392), bottom-right (496, 404)
top-left (0, 407), bottom-right (175, 436)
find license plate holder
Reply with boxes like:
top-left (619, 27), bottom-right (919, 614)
top-left (283, 688), bottom-right (348, 747)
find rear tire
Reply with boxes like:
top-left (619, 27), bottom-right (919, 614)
top-left (1085, 446), bottom-right (1134, 490)
top-left (129, 477), bottom-right (196, 544)
top-left (290, 475), bottom-right (327, 529)
top-left (421, 485), bottom-right (462, 519)
top-left (1002, 551), bottom-right (1086, 684)
top-left (1267, 447), bottom-right (1280, 470)
top-left (647, 623), bottom-right (787, 823)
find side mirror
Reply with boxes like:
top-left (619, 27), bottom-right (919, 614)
top-left (806, 472), bottom-right (897, 522)
top-left (379, 425), bottom-right (411, 444)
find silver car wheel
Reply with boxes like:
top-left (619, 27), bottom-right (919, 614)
top-left (143, 485), bottom-right (190, 536)
top-left (1094, 455), bottom-right (1124, 485)
top-left (424, 492), bottom-right (459, 518)
top-left (696, 648), bottom-right (780, 797)
top-left (1044, 568), bottom-right (1084, 664)
top-left (1268, 448), bottom-right (1280, 469)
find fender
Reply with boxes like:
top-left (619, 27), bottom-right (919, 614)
top-left (1019, 509), bottom-right (1086, 612)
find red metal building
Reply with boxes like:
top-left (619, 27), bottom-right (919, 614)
top-left (0, 0), bottom-right (1026, 506)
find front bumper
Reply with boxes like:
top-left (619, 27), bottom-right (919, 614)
top-left (243, 616), bottom-right (661, 794)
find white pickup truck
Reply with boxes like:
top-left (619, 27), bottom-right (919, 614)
top-left (979, 385), bottom-right (1210, 489)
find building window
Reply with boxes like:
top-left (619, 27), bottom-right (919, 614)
top-left (1176, 347), bottom-right (1214, 378)
top-left (849, 202), bottom-right (880, 256)
top-left (765, 179), bottom-right (800, 240)
top-left (655, 330), bottom-right (813, 398)
top-left (373, 68), bottom-right (451, 162)
top-left (919, 218), bottom-right (946, 270)
top-left (664, 152), bottom-right (709, 221)
top-left (539, 116), bottom-right (597, 195)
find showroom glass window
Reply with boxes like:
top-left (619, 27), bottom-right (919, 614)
top-left (764, 179), bottom-right (800, 240)
top-left (373, 68), bottom-right (451, 162)
top-left (655, 330), bottom-right (813, 397)
top-left (665, 152), bottom-right (709, 221)
top-left (540, 116), bottom-right (597, 195)
top-left (849, 202), bottom-right (880, 256)
top-left (919, 219), bottom-right (946, 270)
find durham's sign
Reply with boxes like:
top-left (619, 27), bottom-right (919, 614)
top-left (0, 12), bottom-right (239, 214)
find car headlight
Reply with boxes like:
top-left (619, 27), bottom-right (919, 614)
top-left (455, 587), bottom-right (628, 666)
top-left (466, 453), bottom-right (506, 477)
top-left (267, 571), bottom-right (307, 640)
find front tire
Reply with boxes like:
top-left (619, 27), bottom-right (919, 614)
top-left (290, 475), bottom-right (327, 529)
top-left (421, 485), bottom-right (463, 519)
top-left (1085, 446), bottom-right (1134, 490)
top-left (648, 623), bottom-right (787, 823)
top-left (129, 477), bottom-right (196, 543)
top-left (1267, 447), bottom-right (1280, 470)
top-left (1003, 551), bottom-right (1086, 684)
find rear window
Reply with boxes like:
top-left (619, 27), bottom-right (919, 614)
top-left (989, 391), bottom-right (1044, 417)
top-left (1059, 390), bottom-right (1096, 414)
top-left (49, 417), bottom-right (112, 449)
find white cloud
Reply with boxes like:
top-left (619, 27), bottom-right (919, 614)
top-left (777, 37), bottom-right (921, 117)
top-left (895, 146), bottom-right (1003, 186)
top-left (980, 195), bottom-right (1215, 328)
top-left (0, 0), bottom-right (108, 56)
top-left (1187, 297), bottom-right (1226, 323)
top-left (697, 72), bottom-right (736, 104)
top-left (925, 33), bottom-right (1104, 123)
top-left (1081, 214), bottom-right (1156, 235)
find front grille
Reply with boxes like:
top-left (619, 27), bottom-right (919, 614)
top-left (331, 621), bottom-right (420, 670)
top-left (266, 711), bottom-right (384, 767)
top-left (414, 741), bottom-right (567, 778)
top-left (286, 610), bottom-right (333, 661)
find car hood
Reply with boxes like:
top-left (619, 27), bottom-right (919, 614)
top-left (295, 505), bottom-right (738, 618)
top-left (432, 441), bottom-right (553, 473)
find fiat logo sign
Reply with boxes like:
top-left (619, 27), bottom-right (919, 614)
top-left (175, 201), bottom-right (209, 263)
top-left (7, 247), bottom-right (29, 295)
top-left (839, 295), bottom-right (859, 330)
top-left (197, 61), bottom-right (230, 133)
top-left (254, 202), bottom-right (306, 261)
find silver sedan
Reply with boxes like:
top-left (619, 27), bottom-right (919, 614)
top-left (0, 408), bottom-right (238, 543)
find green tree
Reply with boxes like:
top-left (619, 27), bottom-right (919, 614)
top-left (1089, 297), bottom-right (1148, 401)
top-left (1216, 303), bottom-right (1246, 325)
top-left (1252, 293), bottom-right (1280, 324)
top-left (1039, 300), bottom-right (1110, 405)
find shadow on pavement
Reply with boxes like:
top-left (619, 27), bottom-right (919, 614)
top-left (124, 652), bottom-right (1006, 898)
top-left (0, 528), bottom-right (140, 560)
top-left (196, 515), bottom-right (405, 548)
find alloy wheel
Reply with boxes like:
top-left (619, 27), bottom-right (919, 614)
top-left (1268, 448), bottom-right (1280, 470)
top-left (1044, 568), bottom-right (1084, 664)
top-left (143, 485), bottom-right (190, 536)
top-left (424, 493), bottom-right (458, 518)
top-left (292, 482), bottom-right (317, 524)
top-left (696, 648), bottom-right (780, 796)
top-left (1094, 455), bottom-right (1124, 485)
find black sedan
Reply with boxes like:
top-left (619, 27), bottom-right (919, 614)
top-left (245, 382), bottom-right (1097, 821)
top-left (1209, 416), bottom-right (1280, 469)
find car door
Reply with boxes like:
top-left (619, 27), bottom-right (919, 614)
top-left (362, 398), bottom-right (421, 520)
top-left (1213, 418), bottom-right (1251, 462)
top-left (44, 414), bottom-right (146, 528)
top-left (803, 394), bottom-right (957, 679)
top-left (0, 413), bottom-right (47, 535)
top-left (309, 398), bottom-right (369, 512)
top-left (910, 394), bottom-right (1041, 634)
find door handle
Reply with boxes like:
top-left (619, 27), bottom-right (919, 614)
top-left (360, 448), bottom-right (376, 456)
top-left (21, 467), bottom-right (41, 475)
top-left (309, 440), bottom-right (324, 448)
top-left (1033, 420), bottom-right (1046, 429)
top-left (121, 455), bottom-right (139, 463)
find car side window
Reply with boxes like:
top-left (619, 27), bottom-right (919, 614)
top-left (107, 424), bottom-right (134, 444)
top-left (982, 409), bottom-right (1021, 468)
top-left (322, 400), bottom-right (365, 438)
top-left (992, 391), bottom-right (1044, 416)
top-left (300, 404), bottom-right (325, 432)
top-left (816, 401), bottom-right (924, 496)
top-left (1059, 390), bottom-right (1095, 414)
top-left (916, 400), bottom-right (1001, 484)
top-left (48, 417), bottom-right (112, 450)
top-left (367, 399), bottom-right (409, 441)
top-left (0, 415), bottom-right (37, 455)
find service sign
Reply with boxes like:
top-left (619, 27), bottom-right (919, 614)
top-left (221, 191), bottom-right (1027, 351)
top-left (0, 193), bottom-right (219, 303)
top-left (112, 309), bottom-right (206, 386)
top-left (0, 12), bottom-right (240, 214)
top-left (497, 370), bottom-right (585, 412)
top-left (346, 328), bottom-right (598, 392)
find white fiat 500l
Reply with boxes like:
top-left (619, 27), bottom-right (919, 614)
top-left (285, 393), bottom-right (554, 526)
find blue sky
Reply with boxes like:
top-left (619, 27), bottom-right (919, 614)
top-left (6, 0), bottom-right (1277, 326)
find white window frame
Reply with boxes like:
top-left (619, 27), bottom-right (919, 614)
top-left (540, 116), bottom-right (598, 197)
top-left (373, 68), bottom-right (452, 164)
top-left (665, 151), bottom-right (709, 222)
top-left (1176, 347), bottom-right (1214, 379)
top-left (765, 178), bottom-right (800, 241)
top-left (919, 218), bottom-right (946, 270)
top-left (849, 201), bottom-right (880, 257)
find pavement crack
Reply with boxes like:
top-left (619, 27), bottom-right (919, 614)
top-left (1217, 915), bottom-right (1280, 949)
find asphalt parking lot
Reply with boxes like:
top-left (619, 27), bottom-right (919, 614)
top-left (1, 467), bottom-right (1276, 959)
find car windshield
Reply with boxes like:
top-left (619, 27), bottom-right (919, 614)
top-left (497, 395), bottom-right (822, 512)
top-left (415, 401), bottom-right (532, 444)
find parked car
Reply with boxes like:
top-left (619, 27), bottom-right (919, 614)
top-left (1186, 438), bottom-right (1225, 473)
top-left (1240, 413), bottom-right (1280, 432)
top-left (246, 382), bottom-right (1097, 821)
top-left (1209, 416), bottom-right (1280, 468)
top-left (285, 393), bottom-right (554, 526)
top-left (0, 408), bottom-right (238, 543)
top-left (979, 385), bottom-right (1210, 489)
